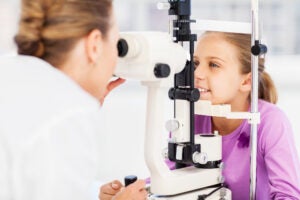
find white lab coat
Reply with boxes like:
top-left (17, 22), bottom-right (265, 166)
top-left (0, 55), bottom-right (106, 200)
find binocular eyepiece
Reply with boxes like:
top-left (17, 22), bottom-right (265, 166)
top-left (114, 32), bottom-right (188, 81)
top-left (117, 39), bottom-right (129, 57)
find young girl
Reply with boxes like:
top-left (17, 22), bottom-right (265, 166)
top-left (194, 31), bottom-right (300, 199)
top-left (99, 31), bottom-right (300, 199)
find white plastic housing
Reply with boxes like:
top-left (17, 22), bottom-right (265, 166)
top-left (195, 135), bottom-right (222, 162)
top-left (114, 32), bottom-right (188, 84)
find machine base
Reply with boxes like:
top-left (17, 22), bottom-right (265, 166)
top-left (148, 186), bottom-right (231, 200)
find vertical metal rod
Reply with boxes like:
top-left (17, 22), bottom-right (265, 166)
top-left (169, 15), bottom-right (178, 119)
top-left (250, 0), bottom-right (259, 199)
top-left (252, 0), bottom-right (259, 40)
top-left (189, 39), bottom-right (195, 145)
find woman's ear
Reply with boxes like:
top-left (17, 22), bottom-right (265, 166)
top-left (85, 29), bottom-right (103, 65)
top-left (240, 72), bottom-right (252, 92)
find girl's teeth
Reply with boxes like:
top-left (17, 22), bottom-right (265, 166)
top-left (199, 88), bottom-right (208, 92)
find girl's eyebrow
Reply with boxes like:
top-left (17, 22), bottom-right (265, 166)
top-left (193, 55), bottom-right (226, 63)
top-left (208, 56), bottom-right (226, 63)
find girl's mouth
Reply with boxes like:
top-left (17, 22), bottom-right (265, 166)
top-left (198, 88), bottom-right (210, 93)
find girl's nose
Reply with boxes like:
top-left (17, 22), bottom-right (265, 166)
top-left (194, 64), bottom-right (206, 80)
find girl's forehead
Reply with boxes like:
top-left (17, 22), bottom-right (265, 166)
top-left (198, 34), bottom-right (232, 48)
top-left (196, 34), bottom-right (240, 64)
top-left (198, 35), bottom-right (236, 52)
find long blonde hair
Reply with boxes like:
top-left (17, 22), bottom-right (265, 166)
top-left (15, 0), bottom-right (112, 67)
top-left (203, 32), bottom-right (278, 104)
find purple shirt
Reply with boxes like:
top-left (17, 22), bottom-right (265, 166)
top-left (194, 100), bottom-right (300, 199)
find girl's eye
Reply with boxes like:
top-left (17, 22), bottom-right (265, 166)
top-left (193, 60), bottom-right (200, 68)
top-left (209, 62), bottom-right (219, 68)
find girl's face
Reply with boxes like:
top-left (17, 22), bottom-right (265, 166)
top-left (194, 33), bottom-right (250, 106)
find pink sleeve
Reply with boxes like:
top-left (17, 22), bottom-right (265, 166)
top-left (259, 109), bottom-right (300, 199)
top-left (165, 159), bottom-right (176, 170)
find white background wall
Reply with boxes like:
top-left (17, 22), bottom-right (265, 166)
top-left (1, 0), bottom-right (300, 198)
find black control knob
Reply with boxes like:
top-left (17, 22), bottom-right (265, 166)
top-left (251, 40), bottom-right (267, 56)
top-left (154, 63), bottom-right (171, 78)
top-left (124, 175), bottom-right (137, 187)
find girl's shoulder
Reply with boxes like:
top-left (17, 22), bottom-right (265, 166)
top-left (258, 99), bottom-right (288, 121)
top-left (257, 99), bottom-right (294, 152)
top-left (258, 99), bottom-right (292, 134)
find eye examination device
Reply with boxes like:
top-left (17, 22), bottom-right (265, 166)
top-left (114, 0), bottom-right (265, 199)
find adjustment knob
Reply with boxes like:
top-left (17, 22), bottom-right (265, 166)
top-left (154, 63), bottom-right (170, 78)
top-left (251, 41), bottom-right (267, 56)
top-left (124, 175), bottom-right (137, 187)
top-left (192, 152), bottom-right (208, 165)
top-left (165, 119), bottom-right (180, 132)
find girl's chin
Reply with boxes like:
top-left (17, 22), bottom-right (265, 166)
top-left (199, 97), bottom-right (210, 101)
top-left (199, 92), bottom-right (211, 100)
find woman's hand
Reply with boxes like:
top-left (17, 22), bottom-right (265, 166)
top-left (99, 180), bottom-right (122, 200)
top-left (99, 179), bottom-right (147, 200)
top-left (100, 78), bottom-right (125, 105)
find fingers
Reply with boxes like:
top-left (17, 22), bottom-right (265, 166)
top-left (126, 180), bottom-right (147, 200)
top-left (113, 179), bottom-right (148, 200)
top-left (99, 179), bottom-right (147, 200)
top-left (99, 180), bottom-right (123, 200)
top-left (111, 180), bottom-right (123, 190)
top-left (131, 182), bottom-right (148, 200)
top-left (127, 180), bottom-right (146, 191)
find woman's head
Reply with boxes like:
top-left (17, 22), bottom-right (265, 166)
top-left (15, 0), bottom-right (114, 66)
top-left (15, 0), bottom-right (119, 101)
top-left (194, 31), bottom-right (277, 108)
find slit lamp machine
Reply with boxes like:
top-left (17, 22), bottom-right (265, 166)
top-left (114, 0), bottom-right (267, 199)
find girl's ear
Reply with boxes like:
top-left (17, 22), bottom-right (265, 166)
top-left (85, 29), bottom-right (103, 65)
top-left (240, 72), bottom-right (252, 92)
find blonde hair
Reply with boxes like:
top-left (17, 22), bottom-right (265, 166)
top-left (15, 0), bottom-right (112, 67)
top-left (202, 32), bottom-right (278, 104)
